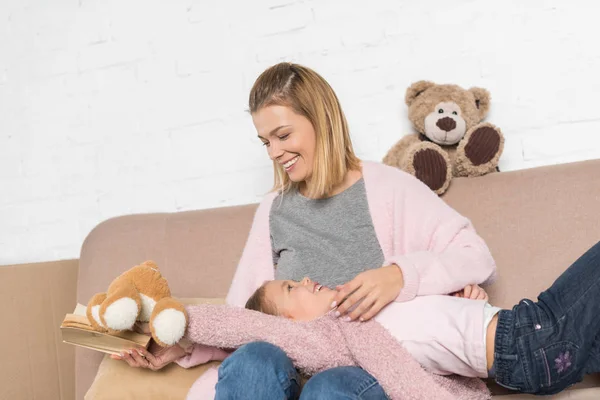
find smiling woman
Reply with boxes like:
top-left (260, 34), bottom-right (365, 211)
top-left (198, 63), bottom-right (495, 400)
top-left (117, 62), bottom-right (498, 400)
top-left (254, 106), bottom-right (318, 189)
top-left (249, 62), bottom-right (362, 200)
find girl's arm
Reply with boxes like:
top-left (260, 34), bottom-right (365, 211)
top-left (184, 304), bottom-right (353, 375)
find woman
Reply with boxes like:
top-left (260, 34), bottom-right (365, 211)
top-left (114, 62), bottom-right (496, 399)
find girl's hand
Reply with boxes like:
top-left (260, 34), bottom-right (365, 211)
top-left (452, 284), bottom-right (488, 301)
top-left (332, 265), bottom-right (404, 322)
top-left (110, 340), bottom-right (186, 371)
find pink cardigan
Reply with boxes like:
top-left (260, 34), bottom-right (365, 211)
top-left (177, 161), bottom-right (497, 395)
top-left (184, 304), bottom-right (491, 400)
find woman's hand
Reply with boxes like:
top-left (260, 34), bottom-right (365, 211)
top-left (110, 340), bottom-right (187, 371)
top-left (331, 265), bottom-right (404, 322)
top-left (452, 284), bottom-right (489, 301)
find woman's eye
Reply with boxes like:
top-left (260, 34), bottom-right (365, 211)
top-left (262, 142), bottom-right (269, 147)
top-left (452, 111), bottom-right (458, 115)
top-left (438, 109), bottom-right (444, 114)
top-left (279, 133), bottom-right (290, 140)
top-left (287, 284), bottom-right (293, 291)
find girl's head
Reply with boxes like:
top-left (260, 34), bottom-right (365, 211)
top-left (245, 277), bottom-right (336, 321)
top-left (248, 62), bottom-right (361, 199)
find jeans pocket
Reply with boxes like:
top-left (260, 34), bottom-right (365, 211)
top-left (533, 341), bottom-right (580, 393)
top-left (514, 299), bottom-right (541, 328)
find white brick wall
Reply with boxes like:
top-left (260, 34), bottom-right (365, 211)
top-left (1, 0), bottom-right (600, 265)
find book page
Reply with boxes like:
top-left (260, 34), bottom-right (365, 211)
top-left (73, 303), bottom-right (87, 316)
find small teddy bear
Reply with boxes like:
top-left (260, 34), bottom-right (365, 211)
top-left (383, 81), bottom-right (505, 195)
top-left (86, 260), bottom-right (188, 347)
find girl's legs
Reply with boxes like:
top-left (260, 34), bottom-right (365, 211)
top-left (215, 341), bottom-right (300, 400)
top-left (583, 334), bottom-right (600, 375)
top-left (493, 241), bottom-right (600, 395)
top-left (300, 366), bottom-right (388, 400)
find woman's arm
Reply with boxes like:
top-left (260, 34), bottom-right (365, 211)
top-left (175, 342), bottom-right (229, 368)
top-left (225, 193), bottom-right (278, 307)
top-left (334, 167), bottom-right (496, 321)
top-left (387, 173), bottom-right (496, 302)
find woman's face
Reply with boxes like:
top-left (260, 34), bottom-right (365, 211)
top-left (263, 277), bottom-right (336, 321)
top-left (253, 105), bottom-right (316, 184)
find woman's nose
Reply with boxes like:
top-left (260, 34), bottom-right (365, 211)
top-left (301, 277), bottom-right (312, 286)
top-left (268, 141), bottom-right (284, 161)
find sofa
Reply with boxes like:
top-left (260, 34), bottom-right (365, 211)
top-left (2, 158), bottom-right (599, 400)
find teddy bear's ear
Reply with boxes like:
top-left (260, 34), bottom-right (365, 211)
top-left (468, 87), bottom-right (491, 118)
top-left (405, 81), bottom-right (436, 106)
top-left (141, 260), bottom-right (159, 270)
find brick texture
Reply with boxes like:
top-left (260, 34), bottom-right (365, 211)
top-left (1, 0), bottom-right (599, 264)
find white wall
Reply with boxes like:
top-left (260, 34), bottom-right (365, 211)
top-left (1, 0), bottom-right (599, 265)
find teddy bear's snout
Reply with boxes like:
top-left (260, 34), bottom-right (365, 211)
top-left (436, 117), bottom-right (456, 132)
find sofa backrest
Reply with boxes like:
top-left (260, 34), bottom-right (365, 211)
top-left (76, 205), bottom-right (257, 399)
top-left (443, 159), bottom-right (600, 308)
top-left (76, 158), bottom-right (600, 399)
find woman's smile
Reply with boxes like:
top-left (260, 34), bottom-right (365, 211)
top-left (283, 155), bottom-right (300, 172)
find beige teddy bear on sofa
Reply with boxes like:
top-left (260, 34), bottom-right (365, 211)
top-left (383, 81), bottom-right (505, 195)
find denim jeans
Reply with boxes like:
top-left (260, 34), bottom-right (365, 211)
top-left (215, 341), bottom-right (388, 399)
top-left (493, 241), bottom-right (600, 395)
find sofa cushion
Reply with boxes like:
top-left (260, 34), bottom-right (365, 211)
top-left (85, 356), bottom-right (220, 400)
top-left (85, 297), bottom-right (225, 400)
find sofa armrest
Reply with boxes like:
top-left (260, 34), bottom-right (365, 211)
top-left (0, 259), bottom-right (78, 400)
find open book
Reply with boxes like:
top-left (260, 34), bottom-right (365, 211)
top-left (60, 304), bottom-right (151, 355)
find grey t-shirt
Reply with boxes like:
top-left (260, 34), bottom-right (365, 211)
top-left (270, 178), bottom-right (385, 288)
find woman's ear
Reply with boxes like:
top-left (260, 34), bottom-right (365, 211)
top-left (468, 87), bottom-right (491, 119)
top-left (405, 80), bottom-right (435, 106)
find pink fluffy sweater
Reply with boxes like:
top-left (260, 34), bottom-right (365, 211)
top-left (184, 304), bottom-right (491, 400)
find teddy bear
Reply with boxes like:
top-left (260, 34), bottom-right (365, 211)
top-left (383, 81), bottom-right (505, 195)
top-left (86, 260), bottom-right (188, 347)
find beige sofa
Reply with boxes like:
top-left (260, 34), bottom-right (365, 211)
top-left (2, 159), bottom-right (600, 400)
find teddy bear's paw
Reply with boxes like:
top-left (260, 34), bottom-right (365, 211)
top-left (102, 297), bottom-right (140, 331)
top-left (407, 142), bottom-right (452, 195)
top-left (151, 309), bottom-right (187, 346)
top-left (150, 298), bottom-right (188, 347)
top-left (455, 123), bottom-right (504, 177)
top-left (90, 305), bottom-right (106, 329)
top-left (87, 292), bottom-right (108, 331)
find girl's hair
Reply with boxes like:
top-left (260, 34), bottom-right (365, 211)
top-left (248, 62), bottom-right (361, 199)
top-left (245, 284), bottom-right (278, 316)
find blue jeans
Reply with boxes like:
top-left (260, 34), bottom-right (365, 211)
top-left (215, 341), bottom-right (388, 399)
top-left (493, 241), bottom-right (600, 395)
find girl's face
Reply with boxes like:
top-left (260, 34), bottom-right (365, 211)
top-left (253, 105), bottom-right (317, 185)
top-left (263, 277), bottom-right (336, 321)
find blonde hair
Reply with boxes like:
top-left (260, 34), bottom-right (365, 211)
top-left (245, 284), bottom-right (278, 316)
top-left (248, 62), bottom-right (361, 199)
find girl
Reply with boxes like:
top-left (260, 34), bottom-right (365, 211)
top-left (246, 240), bottom-right (600, 396)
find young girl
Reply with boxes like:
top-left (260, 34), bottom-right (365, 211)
top-left (245, 240), bottom-right (600, 396)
